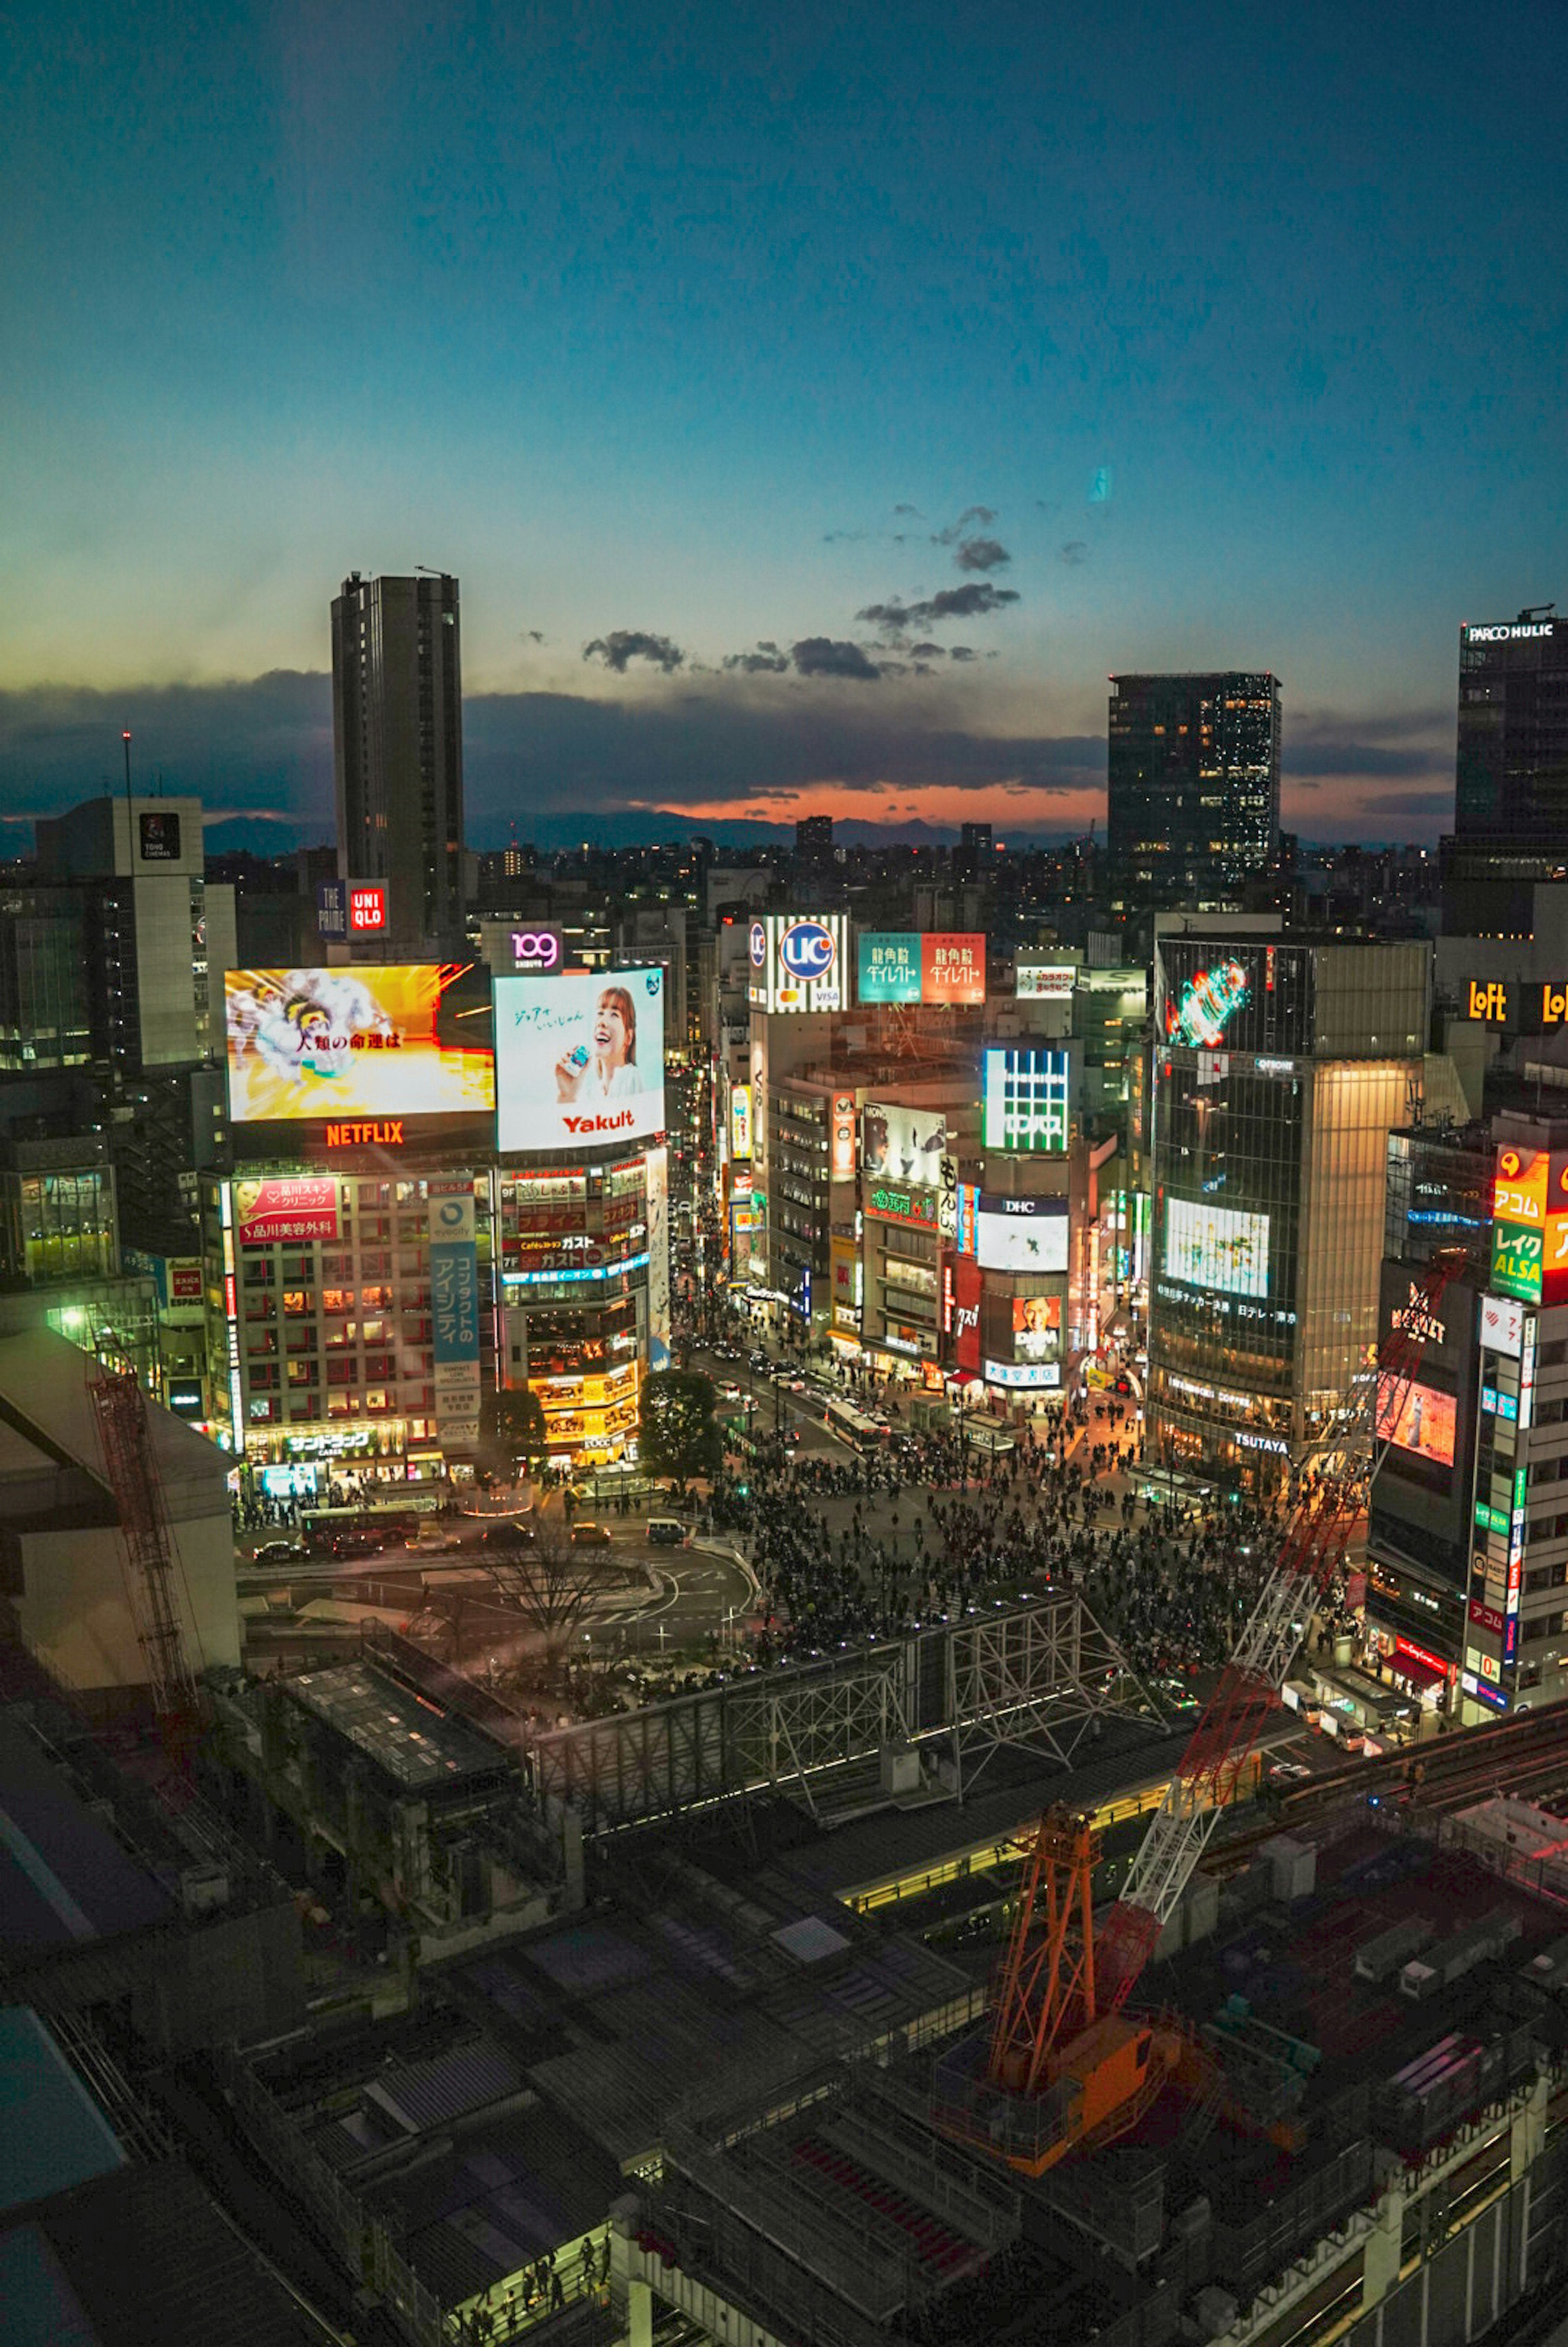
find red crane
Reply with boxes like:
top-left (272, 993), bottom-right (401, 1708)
top-left (85, 1352), bottom-right (203, 1767)
top-left (967, 1247), bottom-right (1471, 2172)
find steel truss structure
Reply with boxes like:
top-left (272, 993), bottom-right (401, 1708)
top-left (529, 1593), bottom-right (1152, 1837)
top-left (946, 1594), bottom-right (1150, 1789)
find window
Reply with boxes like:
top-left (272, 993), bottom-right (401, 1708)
top-left (282, 1290), bottom-right (312, 1317)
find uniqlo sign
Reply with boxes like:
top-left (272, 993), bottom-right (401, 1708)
top-left (348, 885), bottom-right (388, 934)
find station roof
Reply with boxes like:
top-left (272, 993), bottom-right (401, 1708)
top-left (287, 1662), bottom-right (514, 1790)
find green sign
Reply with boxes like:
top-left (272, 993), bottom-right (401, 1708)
top-left (1492, 1218), bottom-right (1544, 1304)
top-left (1475, 1501), bottom-right (1508, 1535)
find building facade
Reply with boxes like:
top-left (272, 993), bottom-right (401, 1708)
top-left (1442, 609), bottom-right (1568, 936)
top-left (332, 571), bottom-right (466, 953)
top-left (1147, 933), bottom-right (1428, 1491)
top-left (1107, 672), bottom-right (1281, 909)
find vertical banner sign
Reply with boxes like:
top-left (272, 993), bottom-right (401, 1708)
top-left (646, 1144), bottom-right (671, 1370)
top-left (429, 1189), bottom-right (481, 1449)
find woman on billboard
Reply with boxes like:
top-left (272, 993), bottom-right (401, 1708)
top-left (555, 984), bottom-right (646, 1104)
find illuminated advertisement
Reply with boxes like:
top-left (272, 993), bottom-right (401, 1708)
top-left (1163, 1198), bottom-right (1269, 1298)
top-left (983, 1047), bottom-right (1070, 1153)
top-left (955, 1255), bottom-right (982, 1374)
top-left (1013, 1293), bottom-right (1062, 1361)
top-left (234, 1175), bottom-right (339, 1247)
top-left (731, 1083), bottom-right (753, 1160)
top-left (646, 1142), bottom-right (671, 1370)
top-left (831, 1093), bottom-right (857, 1180)
top-left (1491, 1144), bottom-right (1568, 1305)
top-left (430, 1188), bottom-right (481, 1448)
top-left (858, 932), bottom-right (922, 1004)
top-left (1163, 958), bottom-right (1250, 1048)
top-left (862, 1102), bottom-right (949, 1186)
top-left (986, 1359), bottom-right (1062, 1390)
top-left (856, 930), bottom-right (986, 1005)
top-left (509, 926), bottom-right (564, 973)
top-left (495, 968), bottom-right (666, 1151)
top-left (748, 912), bottom-right (849, 1013)
top-left (865, 1182), bottom-right (940, 1229)
top-left (348, 884), bottom-right (388, 935)
top-left (1481, 1292), bottom-right (1525, 1358)
top-left (922, 933), bottom-right (986, 1004)
top-left (1377, 1377), bottom-right (1457, 1468)
top-left (225, 965), bottom-right (494, 1138)
top-left (1015, 959), bottom-right (1076, 999)
top-left (975, 1194), bottom-right (1069, 1274)
top-left (138, 809), bottom-right (181, 862)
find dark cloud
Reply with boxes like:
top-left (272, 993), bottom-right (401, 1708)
top-left (821, 529), bottom-right (867, 543)
top-left (1059, 541), bottom-right (1089, 566)
top-left (0, 670), bottom-right (1110, 846)
top-left (955, 537), bottom-right (1011, 573)
top-left (931, 505), bottom-right (998, 546)
top-left (524, 629), bottom-right (544, 643)
top-left (582, 629), bottom-right (684, 674)
top-left (858, 582), bottom-right (1020, 632)
top-left (948, 645), bottom-right (978, 663)
top-left (790, 638), bottom-right (882, 681)
top-left (892, 502), bottom-right (922, 517)
top-left (909, 642), bottom-right (945, 659)
top-left (723, 642), bottom-right (791, 674)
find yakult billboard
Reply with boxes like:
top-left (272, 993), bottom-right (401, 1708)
top-left (495, 968), bottom-right (666, 1151)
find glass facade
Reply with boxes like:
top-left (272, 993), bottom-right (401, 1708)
top-left (1148, 936), bottom-right (1427, 1491)
top-left (1108, 673), bottom-right (1281, 908)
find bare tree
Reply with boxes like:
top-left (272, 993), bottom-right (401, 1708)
top-left (480, 1519), bottom-right (607, 1663)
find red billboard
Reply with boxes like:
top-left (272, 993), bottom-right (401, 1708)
top-left (234, 1176), bottom-right (339, 1247)
top-left (921, 933), bottom-right (987, 1004)
top-left (955, 1254), bottom-right (983, 1376)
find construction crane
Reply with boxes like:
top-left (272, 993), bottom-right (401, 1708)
top-left (84, 1350), bottom-right (204, 1769)
top-left (944, 1245), bottom-right (1472, 2175)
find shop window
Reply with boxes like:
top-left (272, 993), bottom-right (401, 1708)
top-left (322, 1290), bottom-right (351, 1316)
top-left (247, 1396), bottom-right (277, 1421)
top-left (286, 1360), bottom-right (316, 1385)
top-left (282, 1290), bottom-right (311, 1317)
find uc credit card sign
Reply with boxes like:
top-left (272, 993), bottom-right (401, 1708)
top-left (748, 914), bottom-right (848, 1012)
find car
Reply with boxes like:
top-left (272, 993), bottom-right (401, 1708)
top-left (1267, 1760), bottom-right (1313, 1785)
top-left (332, 1530), bottom-right (385, 1559)
top-left (252, 1539), bottom-right (307, 1564)
top-left (478, 1521), bottom-right (537, 1551)
top-left (646, 1517), bottom-right (688, 1546)
top-left (405, 1525), bottom-right (462, 1554)
top-left (571, 1520), bottom-right (613, 1547)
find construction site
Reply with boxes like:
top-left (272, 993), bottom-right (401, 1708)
top-left (16, 1253), bottom-right (1568, 2346)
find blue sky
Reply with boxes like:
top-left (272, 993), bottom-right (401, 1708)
top-left (3, 0), bottom-right (1564, 843)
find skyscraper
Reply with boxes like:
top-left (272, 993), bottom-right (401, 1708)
top-left (331, 571), bottom-right (466, 953)
top-left (1441, 608), bottom-right (1566, 935)
top-left (1107, 672), bottom-right (1281, 908)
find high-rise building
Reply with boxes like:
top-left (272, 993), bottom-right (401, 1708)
top-left (1146, 929), bottom-right (1428, 1492)
top-left (795, 814), bottom-right (833, 865)
top-left (1107, 672), bottom-right (1281, 908)
top-left (331, 570), bottom-right (466, 953)
top-left (1441, 608), bottom-right (1566, 936)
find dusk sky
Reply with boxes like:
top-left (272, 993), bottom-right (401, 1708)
top-left (4, 0), bottom-right (1564, 848)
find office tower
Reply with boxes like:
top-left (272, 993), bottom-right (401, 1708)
top-left (331, 570), bottom-right (466, 953)
top-left (1107, 672), bottom-right (1281, 908)
top-left (33, 794), bottom-right (236, 1069)
top-left (1146, 930), bottom-right (1428, 1493)
top-left (795, 814), bottom-right (834, 864)
top-left (956, 820), bottom-right (992, 881)
top-left (1441, 608), bottom-right (1566, 935)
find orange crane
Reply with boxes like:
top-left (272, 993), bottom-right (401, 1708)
top-left (952, 1247), bottom-right (1470, 2175)
top-left (85, 1350), bottom-right (204, 1769)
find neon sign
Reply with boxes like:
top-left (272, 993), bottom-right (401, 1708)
top-left (1165, 959), bottom-right (1249, 1048)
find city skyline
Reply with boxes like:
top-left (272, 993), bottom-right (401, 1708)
top-left (4, 0), bottom-right (1564, 847)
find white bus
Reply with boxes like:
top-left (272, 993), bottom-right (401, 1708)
top-left (824, 1397), bottom-right (886, 1451)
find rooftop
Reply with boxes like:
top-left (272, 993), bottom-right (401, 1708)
top-left (287, 1662), bottom-right (516, 1791)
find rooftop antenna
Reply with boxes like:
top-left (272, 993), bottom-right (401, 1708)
top-left (122, 730), bottom-right (133, 843)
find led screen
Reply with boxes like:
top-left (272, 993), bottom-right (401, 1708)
top-left (1163, 1198), bottom-right (1269, 1298)
top-left (495, 968), bottom-right (666, 1151)
top-left (983, 1047), bottom-right (1069, 1153)
top-left (1377, 1377), bottom-right (1457, 1468)
top-left (975, 1197), bottom-right (1068, 1273)
top-left (1013, 1292), bottom-right (1062, 1360)
top-left (862, 1102), bottom-right (949, 1185)
top-left (225, 966), bottom-right (494, 1130)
